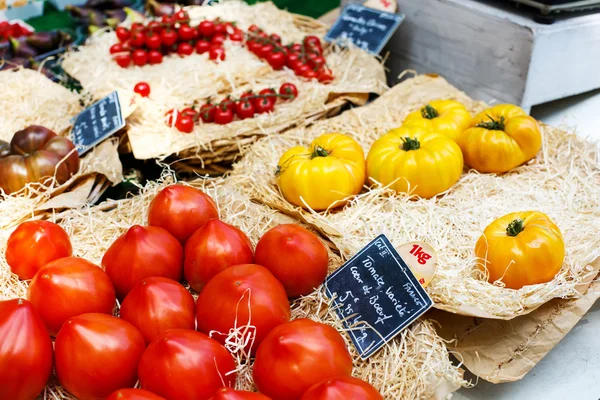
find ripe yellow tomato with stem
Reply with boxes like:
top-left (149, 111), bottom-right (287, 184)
top-left (403, 100), bottom-right (472, 142)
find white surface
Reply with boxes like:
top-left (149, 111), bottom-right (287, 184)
top-left (455, 90), bottom-right (600, 400)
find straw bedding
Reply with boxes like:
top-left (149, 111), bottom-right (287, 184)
top-left (61, 2), bottom-right (387, 167)
top-left (228, 74), bottom-right (600, 319)
top-left (0, 174), bottom-right (466, 399)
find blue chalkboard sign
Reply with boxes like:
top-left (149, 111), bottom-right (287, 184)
top-left (325, 234), bottom-right (433, 360)
top-left (324, 3), bottom-right (404, 55)
top-left (71, 91), bottom-right (125, 156)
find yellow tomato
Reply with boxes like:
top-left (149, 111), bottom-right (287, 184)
top-left (475, 211), bottom-right (565, 290)
top-left (366, 124), bottom-right (463, 199)
top-left (459, 104), bottom-right (542, 173)
top-left (276, 133), bottom-right (365, 211)
top-left (403, 100), bottom-right (472, 142)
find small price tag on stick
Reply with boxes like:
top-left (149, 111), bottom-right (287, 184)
top-left (325, 235), bottom-right (433, 360)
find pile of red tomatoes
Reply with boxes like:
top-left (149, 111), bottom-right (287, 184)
top-left (0, 184), bottom-right (382, 400)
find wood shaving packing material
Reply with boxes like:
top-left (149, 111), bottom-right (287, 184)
top-left (61, 2), bottom-right (387, 162)
top-left (228, 74), bottom-right (600, 319)
top-left (0, 175), bottom-right (466, 400)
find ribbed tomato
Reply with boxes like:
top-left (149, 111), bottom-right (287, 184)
top-left (148, 184), bottom-right (219, 243)
top-left (196, 264), bottom-right (291, 353)
top-left (107, 388), bottom-right (166, 400)
top-left (138, 329), bottom-right (237, 400)
top-left (208, 388), bottom-right (272, 400)
top-left (102, 225), bottom-right (183, 299)
top-left (184, 219), bottom-right (254, 292)
top-left (300, 376), bottom-right (383, 400)
top-left (55, 313), bottom-right (146, 400)
top-left (120, 277), bottom-right (196, 344)
top-left (0, 299), bottom-right (53, 400)
top-left (27, 257), bottom-right (116, 335)
top-left (6, 220), bottom-right (72, 279)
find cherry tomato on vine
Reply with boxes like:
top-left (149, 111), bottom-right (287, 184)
top-left (176, 115), bottom-right (195, 133)
top-left (318, 70), bottom-right (334, 84)
top-left (248, 24), bottom-right (260, 32)
top-left (255, 97), bottom-right (275, 114)
top-left (279, 83), bottom-right (298, 100)
top-left (235, 100), bottom-right (255, 120)
top-left (211, 33), bottom-right (226, 46)
top-left (309, 56), bottom-right (325, 69)
top-left (219, 97), bottom-right (236, 113)
top-left (269, 33), bottom-right (282, 43)
top-left (267, 52), bottom-right (286, 70)
top-left (209, 46), bottom-right (226, 61)
top-left (146, 21), bottom-right (162, 34)
top-left (259, 88), bottom-right (277, 106)
top-left (174, 10), bottom-right (189, 23)
top-left (198, 20), bottom-right (215, 37)
top-left (200, 104), bottom-right (216, 123)
top-left (109, 43), bottom-right (124, 54)
top-left (177, 42), bottom-right (194, 56)
top-left (180, 107), bottom-right (198, 119)
top-left (134, 82), bottom-right (151, 97)
top-left (130, 31), bottom-right (145, 47)
top-left (178, 24), bottom-right (196, 41)
top-left (290, 43), bottom-right (302, 53)
top-left (115, 27), bottom-right (130, 42)
top-left (213, 107), bottom-right (234, 125)
top-left (258, 44), bottom-right (274, 58)
top-left (247, 40), bottom-right (261, 54)
top-left (304, 36), bottom-right (322, 48)
top-left (304, 70), bottom-right (318, 80)
top-left (160, 29), bottom-right (178, 46)
top-left (213, 23), bottom-right (226, 35)
top-left (148, 50), bottom-right (163, 65)
top-left (161, 15), bottom-right (176, 29)
top-left (132, 49), bottom-right (148, 66)
top-left (196, 39), bottom-right (211, 54)
top-left (130, 22), bottom-right (145, 33)
top-left (296, 64), bottom-right (311, 76)
top-left (230, 31), bottom-right (243, 42)
top-left (115, 53), bottom-right (132, 68)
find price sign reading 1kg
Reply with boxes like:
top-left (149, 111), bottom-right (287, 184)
top-left (325, 234), bottom-right (433, 360)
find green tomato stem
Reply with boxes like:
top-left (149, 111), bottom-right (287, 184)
top-left (421, 104), bottom-right (439, 119)
top-left (401, 137), bottom-right (421, 151)
top-left (477, 115), bottom-right (506, 131)
top-left (506, 218), bottom-right (525, 237)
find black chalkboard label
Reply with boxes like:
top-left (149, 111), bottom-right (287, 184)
top-left (325, 234), bottom-right (433, 359)
top-left (324, 3), bottom-right (404, 55)
top-left (71, 91), bottom-right (125, 156)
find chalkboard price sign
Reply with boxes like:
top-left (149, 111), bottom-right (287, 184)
top-left (324, 3), bottom-right (404, 55)
top-left (71, 91), bottom-right (125, 156)
top-left (325, 234), bottom-right (433, 360)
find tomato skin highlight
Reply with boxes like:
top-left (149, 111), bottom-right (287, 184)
top-left (138, 329), bottom-right (237, 400)
top-left (300, 376), bottom-right (383, 400)
top-left (0, 299), bottom-right (53, 400)
top-left (184, 219), bottom-right (254, 292)
top-left (55, 313), bottom-right (146, 400)
top-left (102, 225), bottom-right (183, 300)
top-left (107, 388), bottom-right (166, 400)
top-left (255, 224), bottom-right (328, 298)
top-left (6, 220), bottom-right (72, 280)
top-left (27, 257), bottom-right (116, 335)
top-left (120, 277), bottom-right (196, 344)
top-left (208, 388), bottom-right (272, 400)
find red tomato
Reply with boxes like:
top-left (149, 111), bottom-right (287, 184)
top-left (209, 388), bottom-right (272, 400)
top-left (176, 115), bottom-right (195, 133)
top-left (269, 33), bottom-right (281, 43)
top-left (27, 257), bottom-right (116, 335)
top-left (121, 277), bottom-right (195, 344)
top-left (211, 33), bottom-right (226, 46)
top-left (110, 43), bottom-right (124, 54)
top-left (177, 42), bottom-right (194, 56)
top-left (230, 32), bottom-right (244, 42)
top-left (148, 50), bottom-right (163, 65)
top-left (213, 107), bottom-right (234, 124)
top-left (286, 53), bottom-right (300, 68)
top-left (200, 104), bottom-right (216, 123)
top-left (279, 83), bottom-right (298, 100)
top-left (248, 24), bottom-right (261, 33)
top-left (178, 24), bottom-right (196, 41)
top-left (257, 44), bottom-right (274, 59)
top-left (107, 388), bottom-right (166, 400)
top-left (144, 33), bottom-right (162, 50)
top-left (303, 70), bottom-right (318, 80)
top-left (253, 319), bottom-right (353, 400)
top-left (254, 97), bottom-right (274, 114)
top-left (6, 220), bottom-right (72, 280)
top-left (209, 46), bottom-right (226, 61)
top-left (235, 100), bottom-right (255, 120)
top-left (130, 31), bottom-right (145, 47)
top-left (55, 313), bottom-right (146, 400)
top-left (255, 224), bottom-right (328, 298)
top-left (0, 299), bottom-right (53, 400)
top-left (174, 10), bottom-right (189, 23)
top-left (317, 70), bottom-right (334, 84)
top-left (160, 29), bottom-right (178, 46)
top-left (115, 53), bottom-right (132, 68)
top-left (132, 49), bottom-right (148, 66)
top-left (300, 376), bottom-right (383, 400)
top-left (266, 52), bottom-right (286, 70)
top-left (138, 329), bottom-right (237, 400)
top-left (196, 264), bottom-right (290, 352)
top-left (290, 43), bottom-right (303, 53)
top-left (219, 97), bottom-right (236, 113)
top-left (134, 82), bottom-right (151, 97)
top-left (148, 184), bottom-right (219, 243)
top-left (213, 23), bottom-right (226, 36)
top-left (198, 20), bottom-right (215, 37)
top-left (184, 219), bottom-right (254, 291)
top-left (196, 39), bottom-right (211, 54)
top-left (296, 64), bottom-right (311, 76)
top-left (116, 27), bottom-right (131, 42)
top-left (146, 21), bottom-right (162, 34)
top-left (102, 225), bottom-right (183, 299)
top-left (304, 36), bottom-right (322, 48)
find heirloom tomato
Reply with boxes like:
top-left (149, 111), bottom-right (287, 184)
top-left (184, 219), bottom-right (254, 292)
top-left (458, 104), bottom-right (542, 173)
top-left (6, 220), bottom-right (72, 280)
top-left (102, 225), bottom-right (183, 299)
top-left (253, 319), bottom-right (353, 400)
top-left (55, 313), bottom-right (146, 400)
top-left (148, 184), bottom-right (219, 243)
top-left (107, 388), bottom-right (166, 400)
top-left (366, 124), bottom-right (463, 199)
top-left (475, 211), bottom-right (565, 290)
top-left (120, 277), bottom-right (196, 344)
top-left (28, 257), bottom-right (116, 335)
top-left (0, 299), bottom-right (53, 400)
top-left (138, 329), bottom-right (236, 400)
top-left (209, 388), bottom-right (272, 400)
top-left (300, 376), bottom-right (383, 400)
top-left (196, 264), bottom-right (290, 352)
top-left (276, 133), bottom-right (365, 211)
top-left (403, 100), bottom-right (472, 142)
top-left (255, 224), bottom-right (328, 297)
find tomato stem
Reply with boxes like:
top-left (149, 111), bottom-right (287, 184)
top-left (506, 218), bottom-right (525, 237)
top-left (476, 115), bottom-right (506, 131)
top-left (311, 146), bottom-right (329, 158)
top-left (401, 137), bottom-right (420, 151)
top-left (421, 104), bottom-right (439, 119)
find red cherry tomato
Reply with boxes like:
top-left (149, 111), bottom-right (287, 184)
top-left (130, 22), bottom-right (145, 33)
top-left (209, 388), bottom-right (272, 400)
top-left (107, 388), bottom-right (166, 400)
top-left (174, 10), bottom-right (189, 23)
top-left (254, 97), bottom-right (275, 114)
top-left (177, 42), bottom-right (194, 56)
top-left (295, 64), bottom-right (311, 77)
top-left (27, 257), bottom-right (116, 335)
top-left (148, 50), bottom-right (163, 64)
top-left (6, 220), bottom-right (72, 280)
top-left (258, 88), bottom-right (277, 104)
top-left (178, 24), bottom-right (196, 41)
top-left (0, 299), bottom-right (53, 400)
top-left (279, 83), bottom-right (298, 100)
top-left (255, 224), bottom-right (328, 298)
top-left (197, 264), bottom-right (290, 353)
top-left (211, 33), bottom-right (226, 46)
top-left (130, 31), bottom-right (145, 47)
top-left (160, 29), bottom-right (178, 46)
top-left (247, 40), bottom-right (261, 54)
top-left (110, 43), bottom-right (124, 54)
top-left (184, 219), bottom-right (253, 292)
top-left (304, 36), bottom-right (322, 48)
top-left (200, 104), bottom-right (216, 123)
top-left (318, 70), bottom-right (334, 84)
top-left (134, 82), bottom-right (151, 97)
top-left (121, 277), bottom-right (195, 344)
top-left (300, 376), bottom-right (383, 400)
top-left (146, 21), bottom-right (162, 34)
top-left (286, 52), bottom-right (300, 68)
top-left (148, 184), bottom-right (219, 243)
top-left (198, 20), bottom-right (215, 37)
top-left (213, 23), bottom-right (226, 36)
top-left (138, 329), bottom-right (237, 400)
top-left (196, 39), bottom-right (211, 54)
top-left (55, 314), bottom-right (146, 400)
top-left (258, 44), bottom-right (274, 58)
top-left (176, 115), bottom-right (195, 133)
top-left (213, 106), bottom-right (234, 124)
top-left (303, 69), bottom-right (318, 80)
top-left (235, 100), bottom-right (255, 120)
top-left (248, 24), bottom-right (260, 33)
top-left (290, 43), bottom-right (302, 53)
top-left (115, 53), bottom-right (132, 68)
top-left (132, 49), bottom-right (148, 66)
top-left (269, 33), bottom-right (282, 43)
top-left (102, 225), bottom-right (183, 299)
top-left (309, 56), bottom-right (325, 69)
top-left (230, 31), bottom-right (244, 42)
top-left (253, 319), bottom-right (353, 400)
top-left (180, 107), bottom-right (198, 120)
top-left (115, 27), bottom-right (130, 42)
top-left (266, 51), bottom-right (285, 70)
